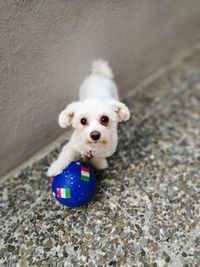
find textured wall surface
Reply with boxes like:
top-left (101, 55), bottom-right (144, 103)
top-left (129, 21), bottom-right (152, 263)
top-left (0, 0), bottom-right (200, 177)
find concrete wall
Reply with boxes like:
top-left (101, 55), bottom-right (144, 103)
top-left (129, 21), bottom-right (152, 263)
top-left (1, 0), bottom-right (200, 177)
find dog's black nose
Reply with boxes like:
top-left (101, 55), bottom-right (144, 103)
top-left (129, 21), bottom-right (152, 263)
top-left (90, 131), bottom-right (101, 141)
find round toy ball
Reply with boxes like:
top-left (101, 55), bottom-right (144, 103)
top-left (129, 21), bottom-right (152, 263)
top-left (51, 161), bottom-right (97, 208)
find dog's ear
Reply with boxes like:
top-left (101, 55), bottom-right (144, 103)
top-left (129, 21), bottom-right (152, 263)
top-left (110, 100), bottom-right (130, 122)
top-left (58, 101), bottom-right (81, 128)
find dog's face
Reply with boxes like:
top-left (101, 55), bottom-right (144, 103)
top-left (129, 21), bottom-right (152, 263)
top-left (72, 99), bottom-right (118, 146)
top-left (58, 98), bottom-right (130, 147)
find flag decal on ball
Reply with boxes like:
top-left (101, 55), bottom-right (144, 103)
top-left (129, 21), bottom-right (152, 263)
top-left (81, 167), bottom-right (90, 182)
top-left (56, 187), bottom-right (71, 199)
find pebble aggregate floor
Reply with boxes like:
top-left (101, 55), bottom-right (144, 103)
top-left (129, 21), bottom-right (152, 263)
top-left (0, 45), bottom-right (200, 267)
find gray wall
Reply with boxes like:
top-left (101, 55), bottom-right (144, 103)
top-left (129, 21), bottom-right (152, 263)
top-left (1, 0), bottom-right (200, 177)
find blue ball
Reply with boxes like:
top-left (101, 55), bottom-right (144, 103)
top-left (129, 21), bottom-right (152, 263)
top-left (51, 161), bottom-right (97, 208)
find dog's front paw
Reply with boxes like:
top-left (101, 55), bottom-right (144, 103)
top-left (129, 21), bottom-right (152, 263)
top-left (98, 158), bottom-right (108, 169)
top-left (47, 161), bottom-right (65, 177)
top-left (91, 158), bottom-right (108, 170)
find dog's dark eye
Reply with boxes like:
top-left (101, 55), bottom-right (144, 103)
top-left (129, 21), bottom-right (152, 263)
top-left (80, 118), bottom-right (87, 125)
top-left (100, 115), bottom-right (109, 125)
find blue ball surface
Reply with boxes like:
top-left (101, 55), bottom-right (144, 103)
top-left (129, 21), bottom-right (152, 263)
top-left (51, 161), bottom-right (97, 208)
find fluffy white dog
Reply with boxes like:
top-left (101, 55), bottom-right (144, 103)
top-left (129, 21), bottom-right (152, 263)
top-left (47, 60), bottom-right (130, 177)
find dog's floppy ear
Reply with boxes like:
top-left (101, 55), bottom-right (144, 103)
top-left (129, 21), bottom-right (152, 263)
top-left (58, 101), bottom-right (80, 128)
top-left (110, 100), bottom-right (130, 122)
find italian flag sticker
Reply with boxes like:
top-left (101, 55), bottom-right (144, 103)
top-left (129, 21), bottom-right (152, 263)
top-left (81, 167), bottom-right (90, 182)
top-left (56, 187), bottom-right (71, 199)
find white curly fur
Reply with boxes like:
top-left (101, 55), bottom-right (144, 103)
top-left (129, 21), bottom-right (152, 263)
top-left (47, 60), bottom-right (130, 177)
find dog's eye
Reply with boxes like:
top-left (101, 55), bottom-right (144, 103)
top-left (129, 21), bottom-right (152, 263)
top-left (100, 115), bottom-right (109, 125)
top-left (80, 118), bottom-right (87, 125)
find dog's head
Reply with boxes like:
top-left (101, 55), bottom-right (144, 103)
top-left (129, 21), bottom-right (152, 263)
top-left (58, 98), bottom-right (130, 146)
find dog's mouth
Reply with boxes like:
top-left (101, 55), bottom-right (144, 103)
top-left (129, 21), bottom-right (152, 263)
top-left (86, 140), bottom-right (107, 145)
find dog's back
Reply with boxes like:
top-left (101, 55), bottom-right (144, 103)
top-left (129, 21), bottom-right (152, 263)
top-left (79, 59), bottom-right (119, 101)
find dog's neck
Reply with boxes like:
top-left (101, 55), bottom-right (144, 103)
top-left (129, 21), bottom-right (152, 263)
top-left (86, 150), bottom-right (94, 160)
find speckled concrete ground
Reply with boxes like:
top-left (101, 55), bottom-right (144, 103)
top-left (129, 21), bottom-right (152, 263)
top-left (1, 45), bottom-right (200, 267)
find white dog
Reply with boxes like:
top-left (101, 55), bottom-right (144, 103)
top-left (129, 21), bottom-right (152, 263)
top-left (47, 59), bottom-right (130, 177)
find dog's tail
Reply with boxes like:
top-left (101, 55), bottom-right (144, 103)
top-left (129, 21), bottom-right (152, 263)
top-left (91, 59), bottom-right (113, 79)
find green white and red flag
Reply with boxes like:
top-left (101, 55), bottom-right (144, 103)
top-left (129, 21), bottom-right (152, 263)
top-left (81, 167), bottom-right (90, 182)
top-left (56, 187), bottom-right (71, 199)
